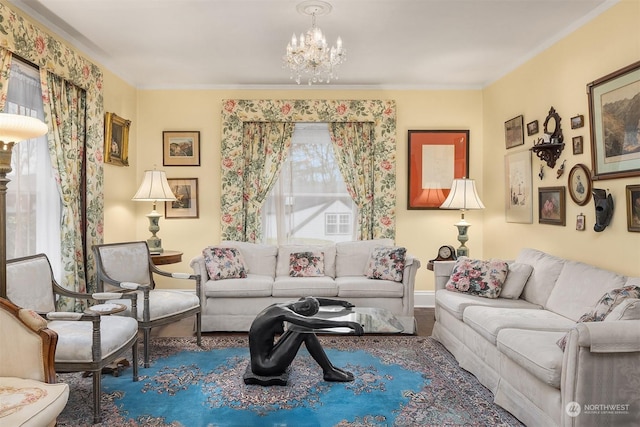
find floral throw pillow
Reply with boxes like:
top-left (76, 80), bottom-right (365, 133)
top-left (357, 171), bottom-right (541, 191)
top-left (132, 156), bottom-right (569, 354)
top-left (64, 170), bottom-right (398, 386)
top-left (289, 252), bottom-right (325, 277)
top-left (364, 247), bottom-right (406, 282)
top-left (557, 285), bottom-right (640, 350)
top-left (445, 257), bottom-right (508, 299)
top-left (202, 247), bottom-right (247, 281)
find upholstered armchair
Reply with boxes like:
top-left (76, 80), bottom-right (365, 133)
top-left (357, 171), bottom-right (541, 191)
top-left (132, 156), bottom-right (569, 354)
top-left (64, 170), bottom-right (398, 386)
top-left (0, 297), bottom-right (69, 427)
top-left (6, 254), bottom-right (139, 424)
top-left (93, 241), bottom-right (202, 367)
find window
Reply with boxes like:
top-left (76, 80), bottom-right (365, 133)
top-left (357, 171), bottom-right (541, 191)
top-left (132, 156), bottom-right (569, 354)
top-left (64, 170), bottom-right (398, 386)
top-left (262, 123), bottom-right (357, 244)
top-left (5, 58), bottom-right (62, 279)
top-left (325, 213), bottom-right (351, 235)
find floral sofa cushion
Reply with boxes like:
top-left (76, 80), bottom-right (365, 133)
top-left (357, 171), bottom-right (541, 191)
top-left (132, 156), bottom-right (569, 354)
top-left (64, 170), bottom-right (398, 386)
top-left (202, 247), bottom-right (247, 281)
top-left (289, 251), bottom-right (324, 277)
top-left (445, 257), bottom-right (509, 299)
top-left (364, 246), bottom-right (406, 282)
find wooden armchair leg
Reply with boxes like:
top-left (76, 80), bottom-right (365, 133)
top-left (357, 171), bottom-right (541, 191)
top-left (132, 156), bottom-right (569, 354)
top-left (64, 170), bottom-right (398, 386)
top-left (92, 370), bottom-right (102, 424)
top-left (143, 328), bottom-right (151, 368)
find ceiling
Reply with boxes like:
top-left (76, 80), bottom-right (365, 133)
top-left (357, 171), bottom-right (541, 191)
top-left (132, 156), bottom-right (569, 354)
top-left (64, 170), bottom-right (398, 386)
top-left (8, 0), bottom-right (616, 90)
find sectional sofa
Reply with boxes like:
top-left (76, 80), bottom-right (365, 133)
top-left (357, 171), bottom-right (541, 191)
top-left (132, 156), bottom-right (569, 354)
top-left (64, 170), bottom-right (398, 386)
top-left (189, 239), bottom-right (420, 333)
top-left (432, 248), bottom-right (640, 427)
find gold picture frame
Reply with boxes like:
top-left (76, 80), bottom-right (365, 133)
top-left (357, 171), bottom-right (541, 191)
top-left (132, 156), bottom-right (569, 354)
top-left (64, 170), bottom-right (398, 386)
top-left (104, 112), bottom-right (130, 166)
top-left (163, 131), bottom-right (200, 166)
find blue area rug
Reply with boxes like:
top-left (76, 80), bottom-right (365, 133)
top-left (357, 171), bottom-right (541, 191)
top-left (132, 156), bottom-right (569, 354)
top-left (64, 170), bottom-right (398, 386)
top-left (56, 336), bottom-right (523, 426)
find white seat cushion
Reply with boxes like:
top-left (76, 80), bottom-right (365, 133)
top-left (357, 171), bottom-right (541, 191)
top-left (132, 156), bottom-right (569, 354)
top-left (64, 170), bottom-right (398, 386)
top-left (0, 377), bottom-right (69, 427)
top-left (47, 316), bottom-right (138, 363)
top-left (497, 328), bottom-right (566, 389)
top-left (203, 274), bottom-right (273, 298)
top-left (272, 276), bottom-right (338, 297)
top-left (435, 289), bottom-right (540, 320)
top-left (463, 306), bottom-right (574, 345)
top-left (112, 290), bottom-right (200, 321)
top-left (336, 276), bottom-right (404, 298)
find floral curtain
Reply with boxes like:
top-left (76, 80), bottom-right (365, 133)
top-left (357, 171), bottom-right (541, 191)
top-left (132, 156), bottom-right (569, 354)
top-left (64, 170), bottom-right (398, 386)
top-left (0, 48), bottom-right (11, 109)
top-left (41, 70), bottom-right (88, 307)
top-left (221, 99), bottom-right (397, 241)
top-left (242, 122), bottom-right (294, 242)
top-left (0, 3), bottom-right (104, 300)
top-left (329, 122), bottom-right (375, 240)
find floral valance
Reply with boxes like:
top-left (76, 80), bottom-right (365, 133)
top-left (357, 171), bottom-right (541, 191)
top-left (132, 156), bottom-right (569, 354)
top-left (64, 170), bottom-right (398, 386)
top-left (220, 99), bottom-right (397, 241)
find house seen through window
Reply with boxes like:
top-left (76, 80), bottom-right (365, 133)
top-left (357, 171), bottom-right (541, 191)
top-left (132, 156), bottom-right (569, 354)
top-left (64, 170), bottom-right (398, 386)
top-left (262, 122), bottom-right (357, 245)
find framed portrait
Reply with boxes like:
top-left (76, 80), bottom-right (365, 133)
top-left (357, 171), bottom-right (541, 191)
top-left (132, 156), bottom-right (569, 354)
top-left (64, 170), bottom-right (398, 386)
top-left (505, 115), bottom-right (524, 149)
top-left (626, 184), bottom-right (640, 232)
top-left (570, 115), bottom-right (584, 129)
top-left (104, 112), bottom-right (130, 166)
top-left (588, 60), bottom-right (640, 180)
top-left (407, 130), bottom-right (469, 209)
top-left (572, 136), bottom-right (584, 155)
top-left (567, 163), bottom-right (592, 206)
top-left (163, 131), bottom-right (201, 166)
top-left (504, 150), bottom-right (533, 223)
top-left (526, 120), bottom-right (539, 136)
top-left (165, 178), bottom-right (199, 218)
top-left (538, 186), bottom-right (566, 226)
top-left (576, 213), bottom-right (586, 231)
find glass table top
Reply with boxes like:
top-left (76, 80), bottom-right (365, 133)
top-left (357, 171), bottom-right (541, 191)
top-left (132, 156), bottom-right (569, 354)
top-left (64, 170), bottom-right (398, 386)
top-left (287, 306), bottom-right (405, 334)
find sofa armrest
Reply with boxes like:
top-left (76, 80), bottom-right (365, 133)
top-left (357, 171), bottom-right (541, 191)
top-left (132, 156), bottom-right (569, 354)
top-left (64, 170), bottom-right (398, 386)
top-left (433, 261), bottom-right (456, 291)
top-left (561, 320), bottom-right (640, 426)
top-left (400, 254), bottom-right (421, 316)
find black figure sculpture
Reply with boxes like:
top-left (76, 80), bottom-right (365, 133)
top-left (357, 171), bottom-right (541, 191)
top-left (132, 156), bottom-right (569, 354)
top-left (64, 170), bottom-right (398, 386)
top-left (593, 188), bottom-right (614, 232)
top-left (244, 297), bottom-right (364, 386)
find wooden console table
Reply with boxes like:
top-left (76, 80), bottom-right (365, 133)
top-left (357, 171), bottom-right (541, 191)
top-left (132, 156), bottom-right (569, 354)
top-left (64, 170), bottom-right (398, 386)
top-left (150, 250), bottom-right (183, 265)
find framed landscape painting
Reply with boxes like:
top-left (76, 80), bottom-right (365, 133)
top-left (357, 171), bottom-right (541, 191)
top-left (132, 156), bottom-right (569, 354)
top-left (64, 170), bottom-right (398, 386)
top-left (165, 178), bottom-right (199, 218)
top-left (588, 60), bottom-right (640, 180)
top-left (408, 130), bottom-right (469, 209)
top-left (505, 115), bottom-right (524, 149)
top-left (163, 131), bottom-right (201, 166)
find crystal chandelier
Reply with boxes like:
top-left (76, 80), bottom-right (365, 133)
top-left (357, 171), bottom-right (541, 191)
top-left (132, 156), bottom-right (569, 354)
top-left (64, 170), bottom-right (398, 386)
top-left (284, 1), bottom-right (346, 85)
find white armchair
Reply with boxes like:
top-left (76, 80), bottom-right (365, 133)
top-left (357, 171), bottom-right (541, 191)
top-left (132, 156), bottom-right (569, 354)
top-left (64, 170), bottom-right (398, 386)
top-left (6, 254), bottom-right (139, 424)
top-left (93, 241), bottom-right (202, 367)
top-left (0, 297), bottom-right (69, 427)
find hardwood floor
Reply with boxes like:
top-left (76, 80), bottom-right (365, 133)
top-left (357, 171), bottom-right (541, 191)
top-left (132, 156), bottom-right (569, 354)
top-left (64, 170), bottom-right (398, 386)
top-left (151, 307), bottom-right (436, 338)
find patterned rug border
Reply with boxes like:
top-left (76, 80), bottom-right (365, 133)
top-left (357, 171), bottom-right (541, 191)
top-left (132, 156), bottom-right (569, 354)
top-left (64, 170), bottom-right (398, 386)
top-left (56, 335), bottom-right (523, 427)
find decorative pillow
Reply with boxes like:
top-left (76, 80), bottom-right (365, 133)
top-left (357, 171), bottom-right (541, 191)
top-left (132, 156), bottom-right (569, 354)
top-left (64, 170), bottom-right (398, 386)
top-left (202, 247), bottom-right (247, 281)
top-left (364, 247), bottom-right (406, 282)
top-left (289, 252), bottom-right (325, 277)
top-left (605, 298), bottom-right (640, 321)
top-left (500, 262), bottom-right (533, 299)
top-left (557, 285), bottom-right (640, 350)
top-left (445, 257), bottom-right (508, 299)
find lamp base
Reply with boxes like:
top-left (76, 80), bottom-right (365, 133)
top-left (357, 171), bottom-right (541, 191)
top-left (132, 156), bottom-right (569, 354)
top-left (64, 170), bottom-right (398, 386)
top-left (454, 219), bottom-right (470, 258)
top-left (145, 210), bottom-right (164, 253)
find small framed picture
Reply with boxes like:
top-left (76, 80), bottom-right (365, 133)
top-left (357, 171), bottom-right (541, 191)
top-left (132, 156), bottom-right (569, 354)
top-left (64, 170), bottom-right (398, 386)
top-left (626, 184), bottom-right (640, 232)
top-left (570, 115), bottom-right (584, 129)
top-left (576, 213), bottom-right (586, 231)
top-left (568, 164), bottom-right (592, 206)
top-left (526, 120), bottom-right (539, 136)
top-left (104, 112), bottom-right (130, 166)
top-left (505, 115), bottom-right (524, 149)
top-left (572, 136), bottom-right (584, 155)
top-left (163, 131), bottom-right (201, 166)
top-left (165, 178), bottom-right (199, 218)
top-left (538, 186), bottom-right (566, 226)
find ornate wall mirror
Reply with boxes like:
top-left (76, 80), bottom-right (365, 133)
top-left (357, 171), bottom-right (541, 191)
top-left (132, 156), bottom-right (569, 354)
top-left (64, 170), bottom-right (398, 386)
top-left (532, 106), bottom-right (565, 168)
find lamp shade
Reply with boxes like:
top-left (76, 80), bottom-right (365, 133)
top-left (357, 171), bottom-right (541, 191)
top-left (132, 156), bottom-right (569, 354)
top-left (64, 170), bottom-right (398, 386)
top-left (439, 178), bottom-right (485, 210)
top-left (0, 113), bottom-right (48, 143)
top-left (132, 170), bottom-right (176, 202)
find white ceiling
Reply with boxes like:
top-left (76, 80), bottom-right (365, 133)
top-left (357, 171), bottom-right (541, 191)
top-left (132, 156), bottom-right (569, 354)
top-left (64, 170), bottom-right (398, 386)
top-left (8, 0), bottom-right (616, 90)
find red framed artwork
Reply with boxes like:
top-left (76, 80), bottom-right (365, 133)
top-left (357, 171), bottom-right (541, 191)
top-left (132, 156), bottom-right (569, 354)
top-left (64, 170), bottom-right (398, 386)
top-left (408, 130), bottom-right (469, 209)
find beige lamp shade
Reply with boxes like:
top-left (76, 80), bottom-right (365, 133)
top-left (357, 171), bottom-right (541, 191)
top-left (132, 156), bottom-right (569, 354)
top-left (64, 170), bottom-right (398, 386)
top-left (0, 113), bottom-right (48, 144)
top-left (439, 178), bottom-right (485, 211)
top-left (132, 170), bottom-right (176, 202)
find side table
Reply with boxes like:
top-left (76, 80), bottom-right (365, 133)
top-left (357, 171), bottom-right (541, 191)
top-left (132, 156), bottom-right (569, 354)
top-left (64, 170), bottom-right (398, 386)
top-left (151, 250), bottom-right (183, 265)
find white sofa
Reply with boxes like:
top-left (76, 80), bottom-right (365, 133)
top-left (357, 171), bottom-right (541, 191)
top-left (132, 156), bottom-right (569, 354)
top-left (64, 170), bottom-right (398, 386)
top-left (432, 248), bottom-right (640, 427)
top-left (190, 239), bottom-right (420, 333)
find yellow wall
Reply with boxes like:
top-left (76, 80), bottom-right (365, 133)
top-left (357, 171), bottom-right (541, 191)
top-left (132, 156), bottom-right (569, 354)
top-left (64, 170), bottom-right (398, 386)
top-left (132, 90), bottom-right (483, 290)
top-left (482, 0), bottom-right (640, 277)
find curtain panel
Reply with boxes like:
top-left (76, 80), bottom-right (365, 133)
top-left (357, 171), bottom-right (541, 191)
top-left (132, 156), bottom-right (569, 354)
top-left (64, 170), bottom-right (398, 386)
top-left (221, 99), bottom-right (397, 241)
top-left (242, 122), bottom-right (294, 242)
top-left (0, 3), bottom-right (104, 298)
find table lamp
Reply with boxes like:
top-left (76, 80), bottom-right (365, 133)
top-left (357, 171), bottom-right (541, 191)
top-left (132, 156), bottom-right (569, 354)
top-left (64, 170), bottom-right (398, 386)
top-left (132, 169), bottom-right (176, 253)
top-left (0, 113), bottom-right (49, 298)
top-left (439, 178), bottom-right (485, 257)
